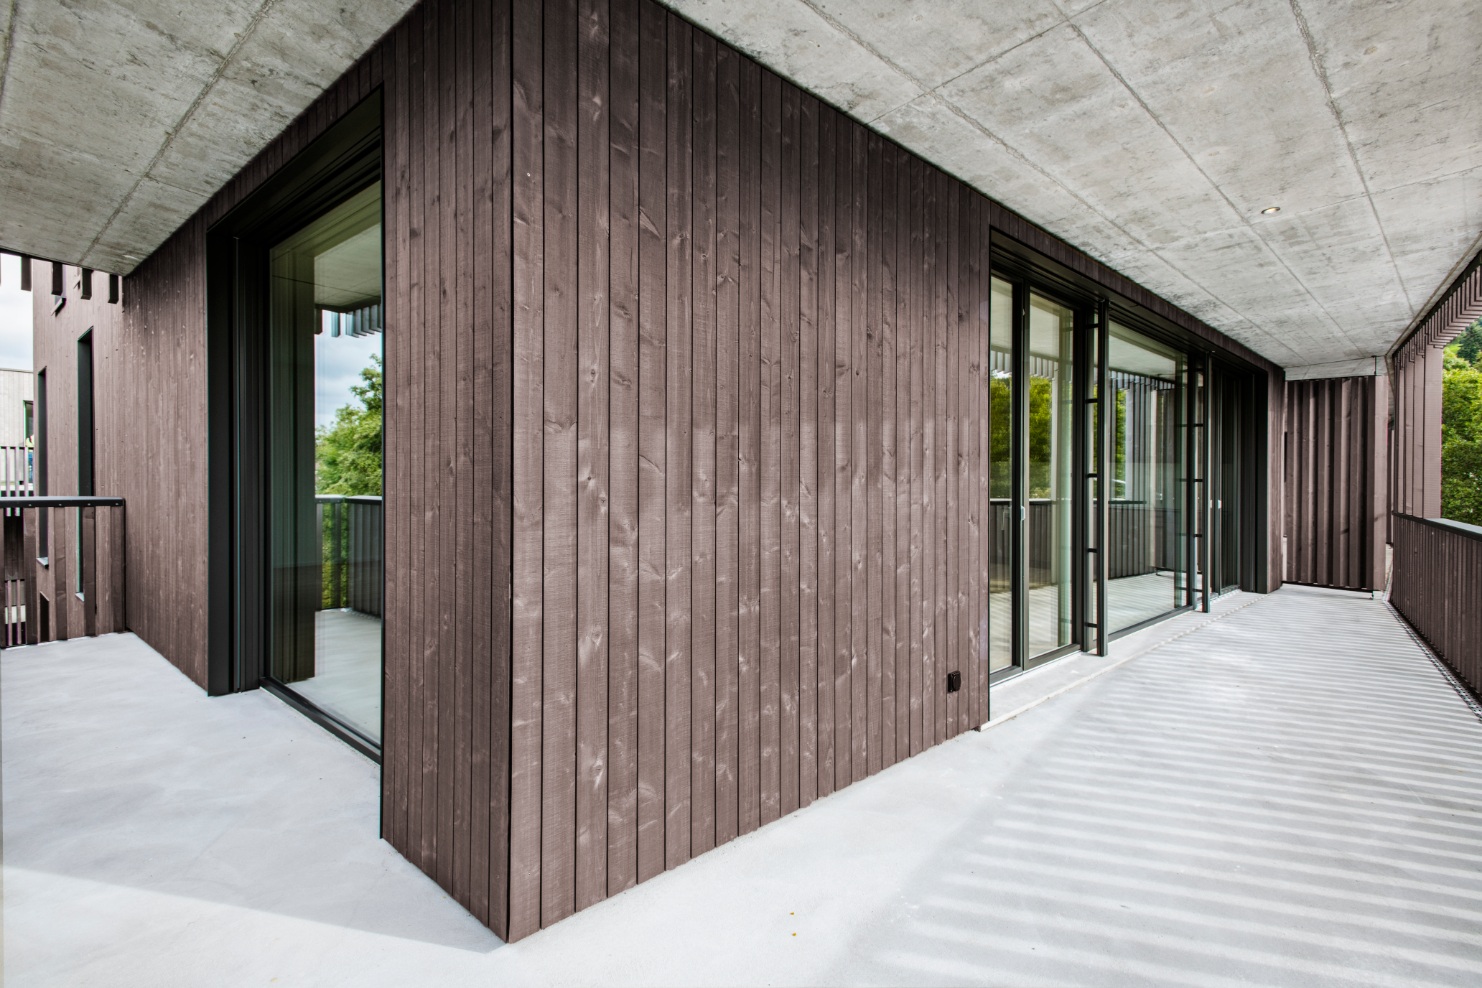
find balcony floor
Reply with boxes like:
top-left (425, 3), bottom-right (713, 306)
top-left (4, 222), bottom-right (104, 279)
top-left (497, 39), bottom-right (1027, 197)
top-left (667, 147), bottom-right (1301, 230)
top-left (5, 585), bottom-right (1482, 986)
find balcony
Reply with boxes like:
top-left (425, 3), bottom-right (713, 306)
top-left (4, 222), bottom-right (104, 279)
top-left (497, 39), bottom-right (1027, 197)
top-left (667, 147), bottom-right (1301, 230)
top-left (6, 583), bottom-right (1480, 985)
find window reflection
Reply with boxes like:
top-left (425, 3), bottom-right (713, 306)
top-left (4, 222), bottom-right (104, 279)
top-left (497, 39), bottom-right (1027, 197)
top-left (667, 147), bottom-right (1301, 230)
top-left (268, 182), bottom-right (384, 744)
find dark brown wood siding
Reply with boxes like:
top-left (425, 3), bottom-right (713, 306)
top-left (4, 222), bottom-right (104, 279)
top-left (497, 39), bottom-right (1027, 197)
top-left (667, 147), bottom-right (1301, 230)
top-left (30, 269), bottom-right (128, 641)
top-left (1391, 514), bottom-right (1482, 696)
top-left (502, 0), bottom-right (994, 940)
top-left (41, 0), bottom-right (1290, 946)
top-left (1282, 375), bottom-right (1388, 592)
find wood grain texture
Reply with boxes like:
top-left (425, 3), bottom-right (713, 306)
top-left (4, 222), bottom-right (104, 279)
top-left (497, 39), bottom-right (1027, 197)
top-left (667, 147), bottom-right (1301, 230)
top-left (1282, 376), bottom-right (1384, 592)
top-left (37, 0), bottom-right (1293, 945)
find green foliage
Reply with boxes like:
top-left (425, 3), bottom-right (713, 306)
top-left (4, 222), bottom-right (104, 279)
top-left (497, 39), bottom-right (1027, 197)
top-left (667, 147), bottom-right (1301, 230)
top-left (1455, 321), bottom-right (1482, 365)
top-left (315, 355), bottom-right (383, 496)
top-left (1443, 325), bottom-right (1482, 525)
top-left (988, 374), bottom-right (1074, 500)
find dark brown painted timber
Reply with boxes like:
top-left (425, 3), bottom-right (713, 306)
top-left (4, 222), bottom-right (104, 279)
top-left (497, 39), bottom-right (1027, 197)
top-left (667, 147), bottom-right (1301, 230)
top-left (1282, 376), bottom-right (1387, 592)
top-left (38, 0), bottom-right (1293, 946)
top-left (1391, 513), bottom-right (1482, 698)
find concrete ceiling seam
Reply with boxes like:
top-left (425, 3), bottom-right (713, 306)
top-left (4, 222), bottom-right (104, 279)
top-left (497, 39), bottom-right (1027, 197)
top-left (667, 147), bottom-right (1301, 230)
top-left (1286, 0), bottom-right (1413, 315)
top-left (81, 0), bottom-right (284, 271)
top-left (794, 0), bottom-right (1312, 365)
top-left (663, 0), bottom-right (1481, 368)
top-left (0, 1), bottom-right (1475, 370)
top-left (1064, 9), bottom-right (1366, 355)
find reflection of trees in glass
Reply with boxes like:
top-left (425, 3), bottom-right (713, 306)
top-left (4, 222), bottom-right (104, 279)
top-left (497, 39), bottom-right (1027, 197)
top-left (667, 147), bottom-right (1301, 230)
top-left (316, 354), bottom-right (383, 496)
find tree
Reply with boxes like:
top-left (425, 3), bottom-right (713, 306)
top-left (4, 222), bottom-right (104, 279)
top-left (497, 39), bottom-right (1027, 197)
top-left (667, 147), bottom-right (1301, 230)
top-left (316, 354), bottom-right (383, 496)
top-left (1442, 329), bottom-right (1482, 525)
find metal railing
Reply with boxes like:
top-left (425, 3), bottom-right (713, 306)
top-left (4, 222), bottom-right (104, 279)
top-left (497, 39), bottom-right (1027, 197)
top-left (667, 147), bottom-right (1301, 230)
top-left (316, 494), bottom-right (382, 617)
top-left (0, 496), bottom-right (125, 646)
top-left (1391, 512), bottom-right (1482, 696)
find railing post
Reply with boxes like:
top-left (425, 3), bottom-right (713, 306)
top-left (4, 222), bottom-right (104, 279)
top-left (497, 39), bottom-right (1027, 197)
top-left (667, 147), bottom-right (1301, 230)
top-left (22, 506), bottom-right (38, 644)
top-left (81, 504), bottom-right (97, 637)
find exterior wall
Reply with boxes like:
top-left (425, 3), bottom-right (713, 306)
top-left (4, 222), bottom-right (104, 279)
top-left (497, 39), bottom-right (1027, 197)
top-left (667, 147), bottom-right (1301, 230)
top-left (43, 0), bottom-right (1290, 945)
top-left (30, 51), bottom-right (387, 685)
top-left (0, 367), bottom-right (33, 447)
top-left (504, 0), bottom-right (999, 939)
top-left (30, 269), bottom-right (128, 644)
top-left (1282, 375), bottom-right (1388, 592)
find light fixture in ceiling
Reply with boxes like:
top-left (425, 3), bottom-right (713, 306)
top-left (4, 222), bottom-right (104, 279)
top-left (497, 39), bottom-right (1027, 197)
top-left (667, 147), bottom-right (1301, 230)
top-left (1261, 206), bottom-right (1281, 215)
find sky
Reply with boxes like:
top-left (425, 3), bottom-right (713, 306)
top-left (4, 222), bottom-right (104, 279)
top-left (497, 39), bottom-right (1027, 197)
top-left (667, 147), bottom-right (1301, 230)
top-left (0, 255), bottom-right (34, 371)
top-left (314, 326), bottom-right (381, 430)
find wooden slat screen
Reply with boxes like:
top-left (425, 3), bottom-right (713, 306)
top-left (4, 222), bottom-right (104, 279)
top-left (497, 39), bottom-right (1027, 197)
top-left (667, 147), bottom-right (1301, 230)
top-left (1282, 375), bottom-right (1387, 591)
top-left (1391, 513), bottom-right (1482, 696)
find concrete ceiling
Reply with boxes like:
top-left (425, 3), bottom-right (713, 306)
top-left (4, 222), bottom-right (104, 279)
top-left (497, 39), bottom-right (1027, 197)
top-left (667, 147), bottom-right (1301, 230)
top-left (0, 0), bottom-right (412, 277)
top-left (1, 1), bottom-right (1478, 369)
top-left (664, 0), bottom-right (1482, 369)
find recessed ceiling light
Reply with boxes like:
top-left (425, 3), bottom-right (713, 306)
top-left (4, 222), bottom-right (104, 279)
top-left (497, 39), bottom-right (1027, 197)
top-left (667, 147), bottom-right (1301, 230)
top-left (1261, 206), bottom-right (1281, 215)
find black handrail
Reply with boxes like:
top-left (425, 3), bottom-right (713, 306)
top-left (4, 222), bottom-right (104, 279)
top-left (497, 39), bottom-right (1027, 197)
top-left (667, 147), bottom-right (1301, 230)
top-left (1393, 512), bottom-right (1482, 544)
top-left (0, 495), bottom-right (124, 508)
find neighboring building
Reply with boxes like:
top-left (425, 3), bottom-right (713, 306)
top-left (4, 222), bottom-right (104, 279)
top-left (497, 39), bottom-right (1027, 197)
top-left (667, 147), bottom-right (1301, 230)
top-left (3, 0), bottom-right (1473, 945)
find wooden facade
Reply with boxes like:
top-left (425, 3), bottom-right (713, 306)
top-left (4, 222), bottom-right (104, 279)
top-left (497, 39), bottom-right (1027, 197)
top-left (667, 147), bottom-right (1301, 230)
top-left (1282, 375), bottom-right (1388, 592)
top-left (31, 0), bottom-right (1297, 944)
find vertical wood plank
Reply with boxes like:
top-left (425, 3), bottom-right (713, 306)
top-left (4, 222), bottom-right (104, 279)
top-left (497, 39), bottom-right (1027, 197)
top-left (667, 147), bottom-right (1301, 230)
top-left (487, 0), bottom-right (515, 933)
top-left (606, 0), bottom-right (640, 897)
top-left (878, 140), bottom-right (897, 767)
top-left (908, 156), bottom-right (925, 757)
top-left (690, 27), bottom-right (718, 858)
top-left (735, 52), bottom-right (762, 838)
top-left (468, 0), bottom-right (493, 924)
top-left (815, 106), bottom-right (836, 800)
top-left (509, 0), bottom-right (545, 941)
top-left (664, 11), bottom-right (694, 868)
top-left (946, 180), bottom-right (961, 736)
top-left (932, 170), bottom-right (948, 746)
top-left (403, 1), bottom-right (427, 871)
top-left (779, 81), bottom-right (801, 819)
top-left (832, 107), bottom-right (853, 792)
top-left (757, 67), bottom-right (782, 827)
top-left (797, 92), bottom-right (819, 809)
top-left (635, 0), bottom-right (667, 883)
top-left (849, 125), bottom-right (868, 782)
top-left (541, 0), bottom-right (579, 928)
top-left (713, 42), bottom-right (741, 848)
top-left (422, 0), bottom-right (445, 885)
top-left (452, 0), bottom-right (475, 910)
top-left (575, 0), bottom-right (611, 912)
top-left (866, 133), bottom-right (884, 775)
top-left (895, 146), bottom-right (912, 759)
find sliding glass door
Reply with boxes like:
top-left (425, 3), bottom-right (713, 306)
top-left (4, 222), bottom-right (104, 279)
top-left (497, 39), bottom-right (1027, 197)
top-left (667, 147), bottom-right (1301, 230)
top-left (989, 267), bottom-right (1200, 677)
top-left (265, 180), bottom-right (385, 746)
top-left (989, 274), bottom-right (1083, 679)
top-left (1104, 322), bottom-right (1188, 633)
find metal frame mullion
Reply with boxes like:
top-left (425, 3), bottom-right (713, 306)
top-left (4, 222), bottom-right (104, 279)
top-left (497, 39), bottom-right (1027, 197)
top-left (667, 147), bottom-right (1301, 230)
top-left (1094, 297), bottom-right (1110, 655)
top-left (1012, 281), bottom-right (1029, 672)
top-left (1200, 359), bottom-right (1214, 612)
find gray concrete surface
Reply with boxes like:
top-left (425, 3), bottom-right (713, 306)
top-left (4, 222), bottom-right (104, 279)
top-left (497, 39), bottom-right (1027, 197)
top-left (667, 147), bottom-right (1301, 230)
top-left (0, 0), bottom-right (414, 275)
top-left (6, 584), bottom-right (1482, 986)
top-left (3, 2), bottom-right (1478, 366)
top-left (665, 0), bottom-right (1482, 366)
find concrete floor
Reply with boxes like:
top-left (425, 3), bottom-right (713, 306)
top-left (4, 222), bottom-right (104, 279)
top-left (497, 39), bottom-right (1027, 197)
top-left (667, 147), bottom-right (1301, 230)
top-left (6, 585), bottom-right (1482, 986)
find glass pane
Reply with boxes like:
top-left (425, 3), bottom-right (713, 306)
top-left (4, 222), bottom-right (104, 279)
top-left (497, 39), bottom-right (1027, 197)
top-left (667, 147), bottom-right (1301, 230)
top-left (1027, 293), bottom-right (1074, 659)
top-left (269, 182), bottom-right (384, 743)
top-left (989, 277), bottom-right (1013, 672)
top-left (1106, 321), bottom-right (1186, 632)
